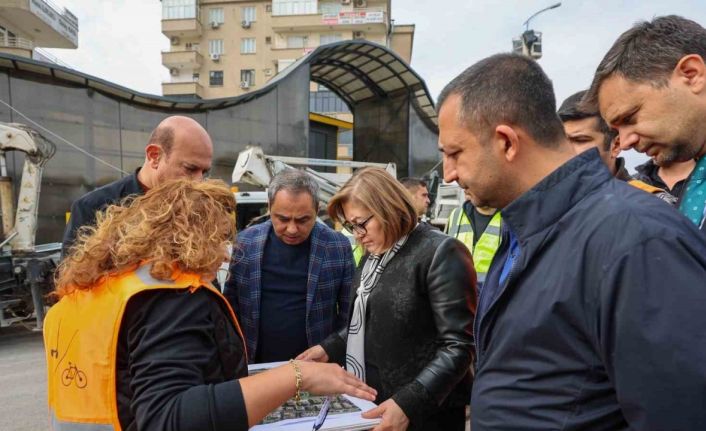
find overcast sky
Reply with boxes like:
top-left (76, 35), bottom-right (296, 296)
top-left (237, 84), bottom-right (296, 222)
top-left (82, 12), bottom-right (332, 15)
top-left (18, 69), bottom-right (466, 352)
top-left (44, 0), bottom-right (706, 171)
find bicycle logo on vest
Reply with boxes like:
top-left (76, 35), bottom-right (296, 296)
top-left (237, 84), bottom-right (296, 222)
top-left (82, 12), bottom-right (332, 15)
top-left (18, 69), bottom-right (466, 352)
top-left (61, 362), bottom-right (87, 389)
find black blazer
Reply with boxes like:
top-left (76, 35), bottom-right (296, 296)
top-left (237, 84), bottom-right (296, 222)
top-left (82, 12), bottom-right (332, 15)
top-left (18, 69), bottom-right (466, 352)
top-left (330, 223), bottom-right (477, 427)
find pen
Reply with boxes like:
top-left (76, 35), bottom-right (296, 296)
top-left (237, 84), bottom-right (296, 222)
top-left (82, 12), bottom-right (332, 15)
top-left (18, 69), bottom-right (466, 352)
top-left (312, 396), bottom-right (331, 431)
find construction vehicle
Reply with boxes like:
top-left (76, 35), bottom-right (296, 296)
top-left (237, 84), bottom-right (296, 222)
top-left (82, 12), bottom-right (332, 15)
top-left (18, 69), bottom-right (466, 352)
top-left (418, 168), bottom-right (465, 230)
top-left (0, 123), bottom-right (58, 331)
top-left (231, 146), bottom-right (396, 229)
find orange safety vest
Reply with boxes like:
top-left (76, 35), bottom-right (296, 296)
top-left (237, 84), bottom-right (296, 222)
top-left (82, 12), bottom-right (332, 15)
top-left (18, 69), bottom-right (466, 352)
top-left (43, 264), bottom-right (245, 431)
top-left (628, 179), bottom-right (668, 195)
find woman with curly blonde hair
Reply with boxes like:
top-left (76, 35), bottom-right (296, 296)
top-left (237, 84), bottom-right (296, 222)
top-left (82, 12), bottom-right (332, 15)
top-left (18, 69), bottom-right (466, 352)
top-left (45, 178), bottom-right (375, 431)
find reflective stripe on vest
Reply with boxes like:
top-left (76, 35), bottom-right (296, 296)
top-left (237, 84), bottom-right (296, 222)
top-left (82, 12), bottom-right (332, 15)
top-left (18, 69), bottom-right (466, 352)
top-left (446, 207), bottom-right (502, 283)
top-left (44, 264), bottom-right (246, 431)
top-left (51, 410), bottom-right (114, 431)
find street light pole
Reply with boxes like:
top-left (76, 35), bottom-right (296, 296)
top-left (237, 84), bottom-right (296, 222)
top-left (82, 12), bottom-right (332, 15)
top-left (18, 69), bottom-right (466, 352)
top-left (523, 2), bottom-right (562, 31)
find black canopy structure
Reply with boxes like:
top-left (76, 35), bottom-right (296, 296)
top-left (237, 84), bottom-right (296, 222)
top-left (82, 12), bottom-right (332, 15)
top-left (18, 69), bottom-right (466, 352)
top-left (0, 40), bottom-right (439, 242)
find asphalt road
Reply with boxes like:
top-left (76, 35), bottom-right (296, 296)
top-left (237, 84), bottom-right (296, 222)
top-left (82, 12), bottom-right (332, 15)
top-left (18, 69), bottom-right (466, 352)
top-left (0, 326), bottom-right (47, 431)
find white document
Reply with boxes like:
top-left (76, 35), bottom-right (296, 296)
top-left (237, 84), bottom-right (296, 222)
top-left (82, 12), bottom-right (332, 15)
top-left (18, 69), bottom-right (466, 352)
top-left (248, 362), bottom-right (381, 431)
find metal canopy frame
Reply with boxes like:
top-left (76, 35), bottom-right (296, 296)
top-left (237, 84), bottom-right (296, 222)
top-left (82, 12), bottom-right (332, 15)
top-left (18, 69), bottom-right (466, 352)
top-left (0, 40), bottom-right (437, 129)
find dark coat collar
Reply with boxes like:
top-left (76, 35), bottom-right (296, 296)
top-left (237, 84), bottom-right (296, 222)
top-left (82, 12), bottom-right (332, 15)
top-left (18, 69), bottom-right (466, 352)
top-left (127, 168), bottom-right (144, 195)
top-left (502, 148), bottom-right (612, 242)
top-left (614, 157), bottom-right (633, 182)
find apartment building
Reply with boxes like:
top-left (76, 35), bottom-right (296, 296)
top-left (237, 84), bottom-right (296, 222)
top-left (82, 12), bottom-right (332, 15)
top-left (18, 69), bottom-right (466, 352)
top-left (0, 0), bottom-right (78, 62)
top-left (160, 0), bottom-right (414, 100)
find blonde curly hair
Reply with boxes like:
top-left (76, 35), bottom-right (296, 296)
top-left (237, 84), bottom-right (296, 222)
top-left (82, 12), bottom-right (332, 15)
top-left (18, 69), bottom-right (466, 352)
top-left (55, 178), bottom-right (236, 297)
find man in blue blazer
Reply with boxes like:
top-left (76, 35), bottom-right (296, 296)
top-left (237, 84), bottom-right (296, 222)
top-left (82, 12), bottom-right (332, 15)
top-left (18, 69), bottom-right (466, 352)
top-left (224, 169), bottom-right (354, 364)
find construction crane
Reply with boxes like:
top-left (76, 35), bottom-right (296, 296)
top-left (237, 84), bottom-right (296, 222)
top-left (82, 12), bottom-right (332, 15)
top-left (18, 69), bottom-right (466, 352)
top-left (0, 123), bottom-right (58, 331)
top-left (231, 146), bottom-right (396, 228)
top-left (232, 145), bottom-right (396, 204)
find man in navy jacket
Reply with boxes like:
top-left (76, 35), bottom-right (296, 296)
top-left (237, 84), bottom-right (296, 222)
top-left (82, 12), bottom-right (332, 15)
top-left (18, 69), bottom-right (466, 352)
top-left (437, 53), bottom-right (706, 430)
top-left (224, 169), bottom-right (353, 364)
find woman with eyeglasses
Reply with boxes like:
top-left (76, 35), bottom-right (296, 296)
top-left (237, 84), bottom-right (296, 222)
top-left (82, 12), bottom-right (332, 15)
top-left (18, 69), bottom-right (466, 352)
top-left (297, 168), bottom-right (477, 431)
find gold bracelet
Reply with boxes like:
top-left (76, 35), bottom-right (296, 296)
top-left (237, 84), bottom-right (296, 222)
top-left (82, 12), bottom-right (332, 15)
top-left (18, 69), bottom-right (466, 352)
top-left (289, 359), bottom-right (303, 402)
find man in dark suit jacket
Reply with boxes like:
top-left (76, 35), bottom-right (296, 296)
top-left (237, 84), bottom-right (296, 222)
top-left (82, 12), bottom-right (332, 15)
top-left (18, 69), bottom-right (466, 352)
top-left (62, 115), bottom-right (213, 256)
top-left (224, 169), bottom-right (354, 364)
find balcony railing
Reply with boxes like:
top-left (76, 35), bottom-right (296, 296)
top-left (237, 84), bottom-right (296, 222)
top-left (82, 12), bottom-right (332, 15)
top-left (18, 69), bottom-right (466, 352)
top-left (162, 81), bottom-right (204, 99)
top-left (162, 50), bottom-right (204, 69)
top-left (0, 37), bottom-right (34, 50)
top-left (162, 18), bottom-right (203, 38)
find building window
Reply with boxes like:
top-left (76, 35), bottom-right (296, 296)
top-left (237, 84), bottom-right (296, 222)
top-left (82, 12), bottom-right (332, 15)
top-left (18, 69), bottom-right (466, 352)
top-left (209, 39), bottom-right (224, 55)
top-left (241, 38), bottom-right (256, 54)
top-left (286, 35), bottom-right (308, 49)
top-left (209, 8), bottom-right (224, 24)
top-left (319, 1), bottom-right (342, 16)
top-left (310, 89), bottom-right (350, 114)
top-left (241, 69), bottom-right (256, 87)
top-left (209, 71), bottom-right (224, 86)
top-left (272, 0), bottom-right (318, 16)
top-left (242, 6), bottom-right (257, 23)
top-left (277, 59), bottom-right (296, 73)
top-left (162, 0), bottom-right (198, 20)
top-left (320, 33), bottom-right (342, 45)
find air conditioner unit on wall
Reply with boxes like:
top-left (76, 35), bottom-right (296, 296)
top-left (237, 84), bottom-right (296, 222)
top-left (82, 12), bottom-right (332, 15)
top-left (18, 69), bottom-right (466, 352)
top-left (211, 21), bottom-right (220, 29)
top-left (210, 53), bottom-right (220, 61)
top-left (170, 36), bottom-right (180, 45)
top-left (353, 31), bottom-right (365, 39)
top-left (240, 81), bottom-right (250, 89)
top-left (169, 68), bottom-right (179, 76)
top-left (241, 20), bottom-right (251, 29)
top-left (353, 0), bottom-right (367, 8)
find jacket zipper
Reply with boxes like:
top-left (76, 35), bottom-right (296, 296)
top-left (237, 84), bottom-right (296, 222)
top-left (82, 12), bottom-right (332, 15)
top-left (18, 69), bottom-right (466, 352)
top-left (475, 232), bottom-right (522, 367)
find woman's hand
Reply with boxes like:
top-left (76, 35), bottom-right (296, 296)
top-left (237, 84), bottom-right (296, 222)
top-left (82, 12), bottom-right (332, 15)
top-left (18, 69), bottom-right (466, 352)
top-left (363, 399), bottom-right (410, 431)
top-left (297, 361), bottom-right (377, 401)
top-left (296, 345), bottom-right (329, 362)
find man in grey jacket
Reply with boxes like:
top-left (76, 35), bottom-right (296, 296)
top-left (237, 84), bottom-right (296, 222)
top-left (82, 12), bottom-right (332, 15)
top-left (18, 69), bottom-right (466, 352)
top-left (437, 53), bottom-right (706, 430)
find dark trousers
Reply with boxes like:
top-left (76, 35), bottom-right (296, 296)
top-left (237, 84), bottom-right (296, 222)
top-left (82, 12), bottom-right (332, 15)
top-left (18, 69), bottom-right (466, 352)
top-left (410, 406), bottom-right (466, 431)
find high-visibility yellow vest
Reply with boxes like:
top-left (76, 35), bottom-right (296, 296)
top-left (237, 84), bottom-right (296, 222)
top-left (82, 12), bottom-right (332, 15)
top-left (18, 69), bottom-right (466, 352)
top-left (445, 207), bottom-right (502, 284)
top-left (342, 229), bottom-right (365, 266)
top-left (43, 264), bottom-right (245, 431)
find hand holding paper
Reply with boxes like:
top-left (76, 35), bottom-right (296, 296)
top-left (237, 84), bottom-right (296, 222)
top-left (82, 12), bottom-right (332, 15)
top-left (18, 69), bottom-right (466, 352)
top-left (363, 399), bottom-right (409, 431)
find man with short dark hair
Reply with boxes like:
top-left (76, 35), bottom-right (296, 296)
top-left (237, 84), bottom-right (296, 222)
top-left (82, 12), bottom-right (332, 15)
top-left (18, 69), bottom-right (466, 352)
top-left (438, 53), bottom-right (706, 430)
top-left (399, 177), bottom-right (431, 218)
top-left (558, 90), bottom-right (677, 204)
top-left (558, 90), bottom-right (625, 178)
top-left (62, 115), bottom-right (213, 254)
top-left (224, 169), bottom-right (354, 364)
top-left (585, 15), bottom-right (706, 231)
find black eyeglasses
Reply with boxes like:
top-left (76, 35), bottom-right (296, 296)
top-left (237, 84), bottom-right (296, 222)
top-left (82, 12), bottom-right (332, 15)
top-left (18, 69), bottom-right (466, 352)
top-left (342, 214), bottom-right (374, 235)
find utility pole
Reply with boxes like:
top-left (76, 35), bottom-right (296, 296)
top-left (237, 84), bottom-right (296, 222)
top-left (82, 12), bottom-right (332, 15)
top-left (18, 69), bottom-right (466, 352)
top-left (512, 2), bottom-right (561, 60)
